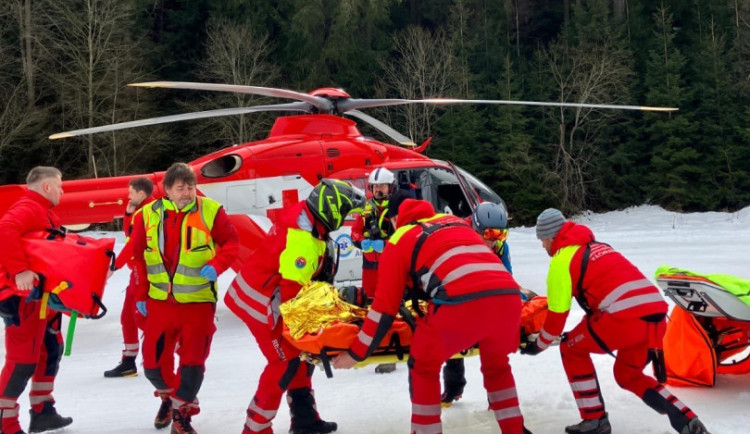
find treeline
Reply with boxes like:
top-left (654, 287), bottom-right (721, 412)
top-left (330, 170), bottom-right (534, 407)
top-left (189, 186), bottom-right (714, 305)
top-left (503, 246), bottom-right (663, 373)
top-left (1, 0), bottom-right (749, 224)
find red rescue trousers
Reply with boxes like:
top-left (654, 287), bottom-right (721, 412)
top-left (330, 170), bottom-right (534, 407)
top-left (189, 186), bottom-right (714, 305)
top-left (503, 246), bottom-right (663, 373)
top-left (119, 273), bottom-right (141, 358)
top-left (225, 295), bottom-right (316, 434)
top-left (409, 295), bottom-right (524, 434)
top-left (141, 299), bottom-right (216, 411)
top-left (361, 268), bottom-right (378, 299)
top-left (0, 297), bottom-right (63, 434)
top-left (560, 314), bottom-right (695, 421)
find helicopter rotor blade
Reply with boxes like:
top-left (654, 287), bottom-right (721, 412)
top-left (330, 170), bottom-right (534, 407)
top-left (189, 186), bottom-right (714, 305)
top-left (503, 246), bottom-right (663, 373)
top-left (49, 102), bottom-right (310, 140)
top-left (129, 81), bottom-right (333, 112)
top-left (345, 110), bottom-right (416, 147)
top-left (339, 98), bottom-right (678, 113)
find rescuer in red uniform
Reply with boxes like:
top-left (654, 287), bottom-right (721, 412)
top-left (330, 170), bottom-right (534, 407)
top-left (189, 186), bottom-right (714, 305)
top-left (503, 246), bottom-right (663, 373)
top-left (130, 163), bottom-right (239, 434)
top-left (333, 191), bottom-right (528, 434)
top-left (225, 179), bottom-right (365, 434)
top-left (350, 167), bottom-right (398, 374)
top-left (0, 166), bottom-right (73, 434)
top-left (522, 208), bottom-right (710, 434)
top-left (103, 176), bottom-right (154, 378)
top-left (350, 167), bottom-right (395, 299)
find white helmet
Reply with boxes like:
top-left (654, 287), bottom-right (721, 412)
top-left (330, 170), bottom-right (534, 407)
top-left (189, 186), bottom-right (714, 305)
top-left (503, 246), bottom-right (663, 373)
top-left (368, 167), bottom-right (395, 186)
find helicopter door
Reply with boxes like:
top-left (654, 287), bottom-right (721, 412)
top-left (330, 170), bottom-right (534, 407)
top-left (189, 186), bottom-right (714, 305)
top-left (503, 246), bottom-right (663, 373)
top-left (394, 167), bottom-right (473, 218)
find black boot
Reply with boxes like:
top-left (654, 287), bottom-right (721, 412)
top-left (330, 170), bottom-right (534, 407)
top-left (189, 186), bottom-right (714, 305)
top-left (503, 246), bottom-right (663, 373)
top-left (642, 388), bottom-right (695, 433)
top-left (155, 395), bottom-right (173, 429)
top-left (103, 356), bottom-right (137, 378)
top-left (171, 408), bottom-right (197, 434)
top-left (680, 417), bottom-right (710, 434)
top-left (564, 413), bottom-right (612, 434)
top-left (441, 359), bottom-right (467, 407)
top-left (288, 388), bottom-right (337, 434)
top-left (28, 402), bottom-right (73, 433)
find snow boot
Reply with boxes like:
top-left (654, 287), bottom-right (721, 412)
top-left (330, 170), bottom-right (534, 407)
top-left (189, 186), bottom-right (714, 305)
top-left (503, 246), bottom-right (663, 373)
top-left (440, 359), bottom-right (466, 407)
top-left (564, 413), bottom-right (611, 434)
top-left (287, 388), bottom-right (337, 434)
top-left (103, 356), bottom-right (137, 378)
top-left (28, 402), bottom-right (73, 433)
top-left (374, 363), bottom-right (396, 374)
top-left (643, 387), bottom-right (702, 434)
top-left (155, 395), bottom-right (173, 429)
top-left (680, 417), bottom-right (710, 434)
top-left (171, 407), bottom-right (197, 434)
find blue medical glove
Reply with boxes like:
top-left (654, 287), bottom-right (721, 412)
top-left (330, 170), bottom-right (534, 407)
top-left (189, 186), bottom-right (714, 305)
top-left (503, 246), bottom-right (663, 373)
top-left (371, 239), bottom-right (385, 253)
top-left (200, 265), bottom-right (218, 282)
top-left (136, 301), bottom-right (148, 317)
top-left (361, 239), bottom-right (373, 252)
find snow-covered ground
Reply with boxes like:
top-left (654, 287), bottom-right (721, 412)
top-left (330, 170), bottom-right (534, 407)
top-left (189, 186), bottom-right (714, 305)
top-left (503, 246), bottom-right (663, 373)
top-left (2, 205), bottom-right (750, 433)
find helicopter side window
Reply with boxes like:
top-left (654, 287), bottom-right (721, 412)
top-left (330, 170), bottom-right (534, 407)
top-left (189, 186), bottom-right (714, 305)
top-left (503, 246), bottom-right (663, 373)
top-left (201, 154), bottom-right (243, 178)
top-left (395, 167), bottom-right (472, 218)
top-left (436, 184), bottom-right (470, 217)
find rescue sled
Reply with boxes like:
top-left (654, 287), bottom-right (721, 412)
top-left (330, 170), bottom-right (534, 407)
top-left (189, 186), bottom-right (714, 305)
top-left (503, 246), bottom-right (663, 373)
top-left (655, 266), bottom-right (750, 386)
top-left (280, 282), bottom-right (548, 378)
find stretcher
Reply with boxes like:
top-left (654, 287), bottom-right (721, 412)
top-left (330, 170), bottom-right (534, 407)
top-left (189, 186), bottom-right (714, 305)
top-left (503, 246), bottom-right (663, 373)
top-left (281, 284), bottom-right (548, 378)
top-left (655, 266), bottom-right (750, 386)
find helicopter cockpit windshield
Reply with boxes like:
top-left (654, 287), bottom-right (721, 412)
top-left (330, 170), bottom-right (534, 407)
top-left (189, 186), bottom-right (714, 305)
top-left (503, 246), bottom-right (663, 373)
top-left (392, 165), bottom-right (505, 218)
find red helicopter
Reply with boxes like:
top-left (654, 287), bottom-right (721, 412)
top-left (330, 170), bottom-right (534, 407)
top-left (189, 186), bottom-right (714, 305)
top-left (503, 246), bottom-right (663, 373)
top-left (0, 82), bottom-right (676, 280)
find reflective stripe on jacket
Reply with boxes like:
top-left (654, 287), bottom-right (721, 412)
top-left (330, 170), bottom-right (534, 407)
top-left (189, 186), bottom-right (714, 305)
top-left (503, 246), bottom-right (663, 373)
top-left (143, 197), bottom-right (221, 303)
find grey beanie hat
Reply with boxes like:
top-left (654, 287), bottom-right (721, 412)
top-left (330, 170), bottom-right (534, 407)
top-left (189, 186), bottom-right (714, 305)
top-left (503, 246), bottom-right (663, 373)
top-left (536, 208), bottom-right (566, 240)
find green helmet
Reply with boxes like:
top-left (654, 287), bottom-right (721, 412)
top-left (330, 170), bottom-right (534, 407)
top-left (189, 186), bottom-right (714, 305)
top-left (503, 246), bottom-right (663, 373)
top-left (306, 179), bottom-right (366, 232)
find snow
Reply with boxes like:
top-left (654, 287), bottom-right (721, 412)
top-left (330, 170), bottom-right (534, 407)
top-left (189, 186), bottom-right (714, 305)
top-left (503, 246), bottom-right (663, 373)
top-left (3, 204), bottom-right (750, 433)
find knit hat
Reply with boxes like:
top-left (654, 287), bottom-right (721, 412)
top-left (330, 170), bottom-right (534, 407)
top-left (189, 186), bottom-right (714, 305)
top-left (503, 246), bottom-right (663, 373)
top-left (536, 208), bottom-right (566, 240)
top-left (386, 189), bottom-right (414, 219)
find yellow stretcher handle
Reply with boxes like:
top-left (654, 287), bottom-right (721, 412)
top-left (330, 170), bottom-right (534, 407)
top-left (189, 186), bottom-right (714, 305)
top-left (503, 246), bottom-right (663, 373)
top-left (38, 281), bottom-right (70, 320)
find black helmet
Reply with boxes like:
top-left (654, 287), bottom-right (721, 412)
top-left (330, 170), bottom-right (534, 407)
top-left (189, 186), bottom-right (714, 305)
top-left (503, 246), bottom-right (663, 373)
top-left (471, 202), bottom-right (508, 232)
top-left (306, 179), bottom-right (366, 232)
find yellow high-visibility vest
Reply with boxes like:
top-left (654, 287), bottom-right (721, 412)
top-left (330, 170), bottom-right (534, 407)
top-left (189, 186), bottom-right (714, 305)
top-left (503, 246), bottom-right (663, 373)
top-left (143, 197), bottom-right (221, 303)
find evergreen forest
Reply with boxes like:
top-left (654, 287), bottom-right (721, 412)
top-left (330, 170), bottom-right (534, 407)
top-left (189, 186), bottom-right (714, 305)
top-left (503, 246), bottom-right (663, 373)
top-left (1, 0), bottom-right (749, 224)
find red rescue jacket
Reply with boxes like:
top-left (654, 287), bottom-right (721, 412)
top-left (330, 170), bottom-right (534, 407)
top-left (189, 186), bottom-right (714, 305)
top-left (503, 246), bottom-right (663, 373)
top-left (225, 201), bottom-right (330, 328)
top-left (114, 202), bottom-right (148, 271)
top-left (130, 197), bottom-right (239, 302)
top-left (349, 199), bottom-right (520, 360)
top-left (0, 191), bottom-right (61, 300)
top-left (537, 222), bottom-right (668, 350)
top-left (350, 199), bottom-right (393, 269)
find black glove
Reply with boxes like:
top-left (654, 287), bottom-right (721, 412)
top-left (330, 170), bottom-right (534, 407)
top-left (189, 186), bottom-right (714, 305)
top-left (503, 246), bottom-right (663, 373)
top-left (519, 336), bottom-right (544, 356)
top-left (0, 296), bottom-right (21, 327)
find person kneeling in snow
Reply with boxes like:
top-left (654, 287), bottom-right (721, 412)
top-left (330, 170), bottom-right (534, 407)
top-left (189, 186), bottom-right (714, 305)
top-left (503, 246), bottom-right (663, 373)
top-left (523, 208), bottom-right (710, 434)
top-left (333, 191), bottom-right (530, 434)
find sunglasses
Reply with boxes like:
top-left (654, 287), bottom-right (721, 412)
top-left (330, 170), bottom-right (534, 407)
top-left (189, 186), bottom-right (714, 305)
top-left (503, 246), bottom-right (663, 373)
top-left (483, 228), bottom-right (508, 243)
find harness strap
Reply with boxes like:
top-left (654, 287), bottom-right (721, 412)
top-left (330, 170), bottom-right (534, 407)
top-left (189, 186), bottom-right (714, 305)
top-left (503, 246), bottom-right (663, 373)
top-left (576, 242), bottom-right (616, 357)
top-left (407, 220), bottom-right (465, 316)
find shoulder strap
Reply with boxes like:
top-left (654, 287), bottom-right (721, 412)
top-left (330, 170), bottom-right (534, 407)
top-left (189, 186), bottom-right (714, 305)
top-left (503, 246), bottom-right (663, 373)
top-left (407, 219), bottom-right (466, 316)
top-left (574, 243), bottom-right (593, 316)
top-left (576, 241), bottom-right (616, 357)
